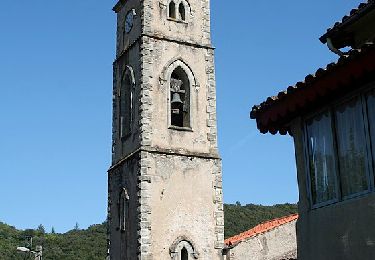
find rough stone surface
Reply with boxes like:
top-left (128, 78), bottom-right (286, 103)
top-left (108, 0), bottom-right (223, 259)
top-left (224, 221), bottom-right (297, 260)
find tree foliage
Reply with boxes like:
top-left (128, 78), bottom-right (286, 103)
top-left (0, 203), bottom-right (297, 259)
top-left (224, 203), bottom-right (298, 238)
top-left (0, 222), bottom-right (107, 260)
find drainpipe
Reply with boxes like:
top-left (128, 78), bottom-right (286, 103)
top-left (326, 38), bottom-right (348, 57)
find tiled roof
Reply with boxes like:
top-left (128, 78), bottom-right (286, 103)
top-left (250, 44), bottom-right (375, 135)
top-left (320, 1), bottom-right (375, 45)
top-left (224, 214), bottom-right (298, 246)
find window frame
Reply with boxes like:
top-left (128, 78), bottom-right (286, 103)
top-left (164, 60), bottom-right (196, 132)
top-left (303, 110), bottom-right (340, 208)
top-left (303, 82), bottom-right (375, 209)
top-left (364, 88), bottom-right (375, 190)
top-left (333, 95), bottom-right (373, 200)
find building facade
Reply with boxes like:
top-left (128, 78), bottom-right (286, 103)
top-left (107, 0), bottom-right (224, 259)
top-left (251, 2), bottom-right (375, 259)
top-left (224, 215), bottom-right (298, 260)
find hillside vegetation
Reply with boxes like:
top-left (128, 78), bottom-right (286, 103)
top-left (0, 203), bottom-right (297, 260)
top-left (224, 203), bottom-right (298, 238)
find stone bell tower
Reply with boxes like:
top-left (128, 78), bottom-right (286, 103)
top-left (107, 0), bottom-right (224, 259)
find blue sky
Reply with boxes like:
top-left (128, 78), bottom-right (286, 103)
top-left (0, 1), bottom-right (361, 233)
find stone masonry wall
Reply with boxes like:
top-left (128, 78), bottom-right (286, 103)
top-left (225, 221), bottom-right (297, 260)
top-left (109, 0), bottom-right (223, 259)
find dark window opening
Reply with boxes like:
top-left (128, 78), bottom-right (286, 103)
top-left (118, 188), bottom-right (129, 232)
top-left (120, 74), bottom-right (132, 139)
top-left (169, 1), bottom-right (176, 19)
top-left (179, 3), bottom-right (186, 21)
top-left (181, 247), bottom-right (188, 260)
top-left (170, 67), bottom-right (190, 128)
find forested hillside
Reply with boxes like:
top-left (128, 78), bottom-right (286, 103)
top-left (224, 203), bottom-right (298, 238)
top-left (0, 222), bottom-right (106, 260)
top-left (0, 203), bottom-right (297, 260)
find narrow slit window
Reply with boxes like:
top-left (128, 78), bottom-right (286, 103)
top-left (120, 74), bottom-right (132, 138)
top-left (169, 1), bottom-right (176, 19)
top-left (179, 3), bottom-right (186, 21)
top-left (119, 188), bottom-right (129, 232)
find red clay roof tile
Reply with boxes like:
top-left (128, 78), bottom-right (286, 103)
top-left (224, 214), bottom-right (298, 246)
top-left (250, 44), bottom-right (375, 135)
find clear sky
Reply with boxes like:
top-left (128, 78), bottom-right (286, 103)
top-left (0, 0), bottom-right (362, 233)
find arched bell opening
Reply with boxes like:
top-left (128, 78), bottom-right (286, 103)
top-left (170, 66), bottom-right (190, 128)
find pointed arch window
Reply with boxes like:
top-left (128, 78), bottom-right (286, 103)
top-left (119, 66), bottom-right (135, 139)
top-left (169, 1), bottom-right (176, 19)
top-left (170, 66), bottom-right (190, 128)
top-left (170, 238), bottom-right (198, 260)
top-left (181, 247), bottom-right (188, 260)
top-left (178, 3), bottom-right (186, 21)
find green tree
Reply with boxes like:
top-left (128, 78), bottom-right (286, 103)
top-left (37, 224), bottom-right (45, 234)
top-left (74, 222), bottom-right (79, 231)
top-left (0, 203), bottom-right (298, 259)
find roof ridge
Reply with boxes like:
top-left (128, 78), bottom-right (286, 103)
top-left (225, 214), bottom-right (298, 246)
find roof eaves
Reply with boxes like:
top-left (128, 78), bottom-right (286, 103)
top-left (250, 44), bottom-right (375, 135)
top-left (320, 1), bottom-right (375, 44)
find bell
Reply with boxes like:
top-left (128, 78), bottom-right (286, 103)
top-left (171, 92), bottom-right (183, 104)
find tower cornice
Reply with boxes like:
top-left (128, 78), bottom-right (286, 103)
top-left (113, 33), bottom-right (214, 65)
top-left (108, 146), bottom-right (221, 173)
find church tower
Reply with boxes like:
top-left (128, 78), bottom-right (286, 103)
top-left (108, 0), bottom-right (224, 259)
